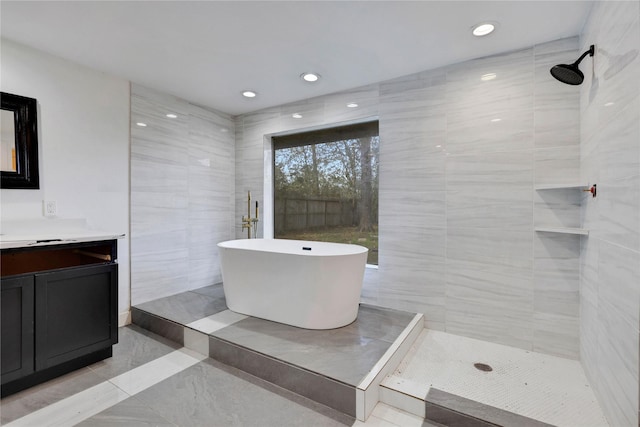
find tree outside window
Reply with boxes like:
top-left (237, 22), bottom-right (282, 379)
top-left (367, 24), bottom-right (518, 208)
top-left (273, 122), bottom-right (379, 265)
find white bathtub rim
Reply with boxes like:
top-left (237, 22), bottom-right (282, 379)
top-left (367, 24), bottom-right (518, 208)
top-left (218, 238), bottom-right (368, 257)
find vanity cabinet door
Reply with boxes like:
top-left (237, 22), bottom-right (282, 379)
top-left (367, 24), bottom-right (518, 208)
top-left (34, 264), bottom-right (117, 370)
top-left (1, 275), bottom-right (35, 383)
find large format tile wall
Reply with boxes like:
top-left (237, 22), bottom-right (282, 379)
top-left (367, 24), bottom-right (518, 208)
top-left (130, 85), bottom-right (235, 305)
top-left (579, 2), bottom-right (640, 426)
top-left (235, 38), bottom-right (582, 358)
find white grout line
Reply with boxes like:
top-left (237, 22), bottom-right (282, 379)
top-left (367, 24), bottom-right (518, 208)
top-left (5, 348), bottom-right (206, 427)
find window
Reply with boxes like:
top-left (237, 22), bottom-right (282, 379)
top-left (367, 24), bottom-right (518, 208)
top-left (273, 121), bottom-right (379, 265)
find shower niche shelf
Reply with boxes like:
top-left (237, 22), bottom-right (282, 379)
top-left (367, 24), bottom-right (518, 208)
top-left (534, 226), bottom-right (589, 235)
top-left (534, 184), bottom-right (589, 236)
top-left (534, 183), bottom-right (588, 190)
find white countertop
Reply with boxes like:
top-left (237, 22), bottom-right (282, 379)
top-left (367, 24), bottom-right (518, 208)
top-left (0, 219), bottom-right (125, 250)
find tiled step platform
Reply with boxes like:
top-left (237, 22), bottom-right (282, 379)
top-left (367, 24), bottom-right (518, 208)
top-left (131, 283), bottom-right (423, 421)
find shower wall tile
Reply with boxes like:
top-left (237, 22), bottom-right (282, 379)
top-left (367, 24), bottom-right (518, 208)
top-left (445, 49), bottom-right (534, 155)
top-left (533, 233), bottom-right (580, 319)
top-left (599, 241), bottom-right (640, 331)
top-left (533, 312), bottom-right (579, 358)
top-left (534, 37), bottom-right (580, 150)
top-left (446, 151), bottom-right (533, 230)
top-left (579, 295), bottom-right (599, 391)
top-left (131, 85), bottom-right (235, 305)
top-left (580, 1), bottom-right (640, 425)
top-left (598, 101), bottom-right (640, 183)
top-left (597, 298), bottom-right (639, 427)
top-left (598, 175), bottom-right (640, 252)
top-left (533, 232), bottom-right (580, 359)
top-left (377, 255), bottom-right (446, 330)
top-left (377, 75), bottom-right (447, 330)
top-left (534, 146), bottom-right (581, 186)
top-left (233, 38), bottom-right (588, 358)
top-left (445, 258), bottom-right (533, 350)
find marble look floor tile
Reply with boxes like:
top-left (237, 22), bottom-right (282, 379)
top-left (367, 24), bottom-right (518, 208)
top-left (87, 325), bottom-right (180, 380)
top-left (188, 283), bottom-right (226, 299)
top-left (292, 338), bottom-right (395, 386)
top-left (131, 308), bottom-right (185, 346)
top-left (208, 336), bottom-right (357, 417)
top-left (75, 395), bottom-right (176, 427)
top-left (0, 367), bottom-right (105, 424)
top-left (133, 290), bottom-right (228, 325)
top-left (131, 358), bottom-right (354, 427)
top-left (187, 309), bottom-right (248, 334)
top-left (210, 305), bottom-right (413, 386)
top-left (4, 381), bottom-right (130, 427)
top-left (183, 328), bottom-right (210, 356)
top-left (108, 348), bottom-right (205, 395)
top-left (343, 305), bottom-right (416, 343)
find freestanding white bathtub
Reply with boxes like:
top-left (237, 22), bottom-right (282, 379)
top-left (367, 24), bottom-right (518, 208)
top-left (217, 239), bottom-right (368, 329)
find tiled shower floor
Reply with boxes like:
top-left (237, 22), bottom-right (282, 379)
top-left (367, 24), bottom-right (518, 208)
top-left (382, 329), bottom-right (610, 427)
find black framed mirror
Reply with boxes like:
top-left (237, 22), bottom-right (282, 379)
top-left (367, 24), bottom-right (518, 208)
top-left (1, 92), bottom-right (40, 189)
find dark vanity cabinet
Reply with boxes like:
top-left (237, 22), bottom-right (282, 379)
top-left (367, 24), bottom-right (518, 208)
top-left (1, 240), bottom-right (118, 397)
top-left (1, 276), bottom-right (35, 384)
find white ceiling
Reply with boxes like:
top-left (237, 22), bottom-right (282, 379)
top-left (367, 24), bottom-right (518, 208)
top-left (1, 1), bottom-right (592, 116)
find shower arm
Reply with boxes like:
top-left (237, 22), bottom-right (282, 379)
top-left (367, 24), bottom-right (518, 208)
top-left (573, 45), bottom-right (595, 66)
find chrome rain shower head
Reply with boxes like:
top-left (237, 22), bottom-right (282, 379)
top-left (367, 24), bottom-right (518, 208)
top-left (550, 45), bottom-right (595, 85)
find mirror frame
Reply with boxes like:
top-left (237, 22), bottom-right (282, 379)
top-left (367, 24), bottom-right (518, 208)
top-left (1, 92), bottom-right (39, 189)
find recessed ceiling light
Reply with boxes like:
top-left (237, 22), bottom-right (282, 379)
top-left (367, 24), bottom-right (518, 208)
top-left (242, 90), bottom-right (257, 98)
top-left (136, 122), bottom-right (147, 127)
top-left (292, 113), bottom-right (303, 119)
top-left (301, 72), bottom-right (320, 82)
top-left (491, 118), bottom-right (502, 122)
top-left (166, 113), bottom-right (177, 118)
top-left (346, 103), bottom-right (359, 108)
top-left (472, 23), bottom-right (496, 37)
top-left (481, 73), bottom-right (497, 81)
